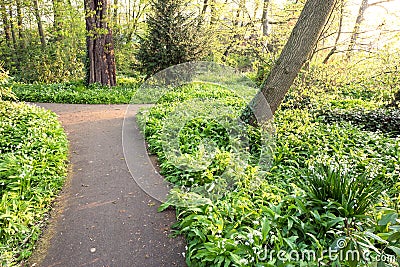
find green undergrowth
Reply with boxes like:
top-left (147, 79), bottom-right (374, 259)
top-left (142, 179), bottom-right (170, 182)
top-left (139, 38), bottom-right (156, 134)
top-left (7, 77), bottom-right (140, 104)
top-left (0, 101), bottom-right (68, 266)
top-left (137, 73), bottom-right (400, 266)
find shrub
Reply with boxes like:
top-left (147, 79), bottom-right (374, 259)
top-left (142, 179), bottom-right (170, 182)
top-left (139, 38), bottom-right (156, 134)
top-left (136, 0), bottom-right (210, 77)
top-left (0, 65), bottom-right (15, 101)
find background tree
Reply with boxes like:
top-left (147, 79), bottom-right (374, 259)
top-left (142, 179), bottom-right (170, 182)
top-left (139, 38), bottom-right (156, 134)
top-left (249, 0), bottom-right (336, 121)
top-left (136, 0), bottom-right (209, 77)
top-left (346, 0), bottom-right (369, 58)
top-left (84, 0), bottom-right (117, 86)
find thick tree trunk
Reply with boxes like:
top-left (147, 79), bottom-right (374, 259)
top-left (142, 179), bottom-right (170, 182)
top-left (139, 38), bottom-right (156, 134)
top-left (33, 0), bottom-right (46, 48)
top-left (347, 0), bottom-right (368, 58)
top-left (84, 0), bottom-right (117, 86)
top-left (249, 0), bottom-right (336, 122)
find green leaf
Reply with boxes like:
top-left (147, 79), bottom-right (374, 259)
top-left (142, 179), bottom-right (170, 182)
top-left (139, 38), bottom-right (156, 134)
top-left (388, 232), bottom-right (400, 242)
top-left (388, 246), bottom-right (400, 256)
top-left (229, 252), bottom-right (243, 265)
top-left (261, 217), bottom-right (271, 242)
top-left (364, 231), bottom-right (389, 244)
top-left (378, 213), bottom-right (398, 226)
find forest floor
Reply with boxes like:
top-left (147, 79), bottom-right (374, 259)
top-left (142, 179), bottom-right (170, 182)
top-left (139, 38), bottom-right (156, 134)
top-left (26, 103), bottom-right (186, 267)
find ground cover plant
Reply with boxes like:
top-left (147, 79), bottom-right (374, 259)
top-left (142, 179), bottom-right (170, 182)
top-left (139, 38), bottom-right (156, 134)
top-left (137, 61), bottom-right (400, 266)
top-left (7, 77), bottom-right (140, 104)
top-left (0, 101), bottom-right (68, 266)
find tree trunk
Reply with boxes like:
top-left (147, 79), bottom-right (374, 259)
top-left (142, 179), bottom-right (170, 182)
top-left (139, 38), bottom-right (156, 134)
top-left (8, 6), bottom-right (17, 49)
top-left (201, 0), bottom-right (209, 15)
top-left (1, 1), bottom-right (11, 45)
top-left (347, 0), bottom-right (368, 58)
top-left (84, 0), bottom-right (117, 86)
top-left (113, 0), bottom-right (118, 30)
top-left (33, 0), bottom-right (46, 48)
top-left (249, 0), bottom-right (336, 122)
top-left (261, 0), bottom-right (269, 36)
top-left (15, 0), bottom-right (25, 48)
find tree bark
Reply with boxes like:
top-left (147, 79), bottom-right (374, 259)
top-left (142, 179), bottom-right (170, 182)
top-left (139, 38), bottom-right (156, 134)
top-left (33, 0), bottom-right (46, 48)
top-left (249, 0), bottom-right (336, 121)
top-left (84, 0), bottom-right (117, 86)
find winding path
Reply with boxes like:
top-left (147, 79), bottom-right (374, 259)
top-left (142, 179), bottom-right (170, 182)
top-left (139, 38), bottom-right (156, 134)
top-left (28, 104), bottom-right (186, 267)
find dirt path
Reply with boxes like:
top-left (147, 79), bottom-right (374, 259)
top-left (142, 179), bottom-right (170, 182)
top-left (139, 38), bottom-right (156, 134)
top-left (28, 103), bottom-right (186, 267)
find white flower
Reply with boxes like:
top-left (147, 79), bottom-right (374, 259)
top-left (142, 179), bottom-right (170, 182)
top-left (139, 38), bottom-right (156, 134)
top-left (239, 258), bottom-right (248, 265)
top-left (254, 230), bottom-right (262, 238)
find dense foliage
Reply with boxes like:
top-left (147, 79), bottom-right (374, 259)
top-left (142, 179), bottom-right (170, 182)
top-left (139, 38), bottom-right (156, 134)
top-left (137, 63), bottom-right (400, 266)
top-left (0, 0), bottom-right (399, 265)
top-left (0, 65), bottom-right (14, 101)
top-left (0, 102), bottom-right (68, 266)
top-left (136, 0), bottom-right (209, 77)
top-left (7, 77), bottom-right (139, 104)
top-left (317, 108), bottom-right (400, 137)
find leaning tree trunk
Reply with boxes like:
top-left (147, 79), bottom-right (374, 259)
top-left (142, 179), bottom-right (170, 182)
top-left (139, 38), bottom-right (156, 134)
top-left (248, 0), bottom-right (336, 123)
top-left (84, 0), bottom-right (117, 86)
top-left (346, 0), bottom-right (368, 59)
